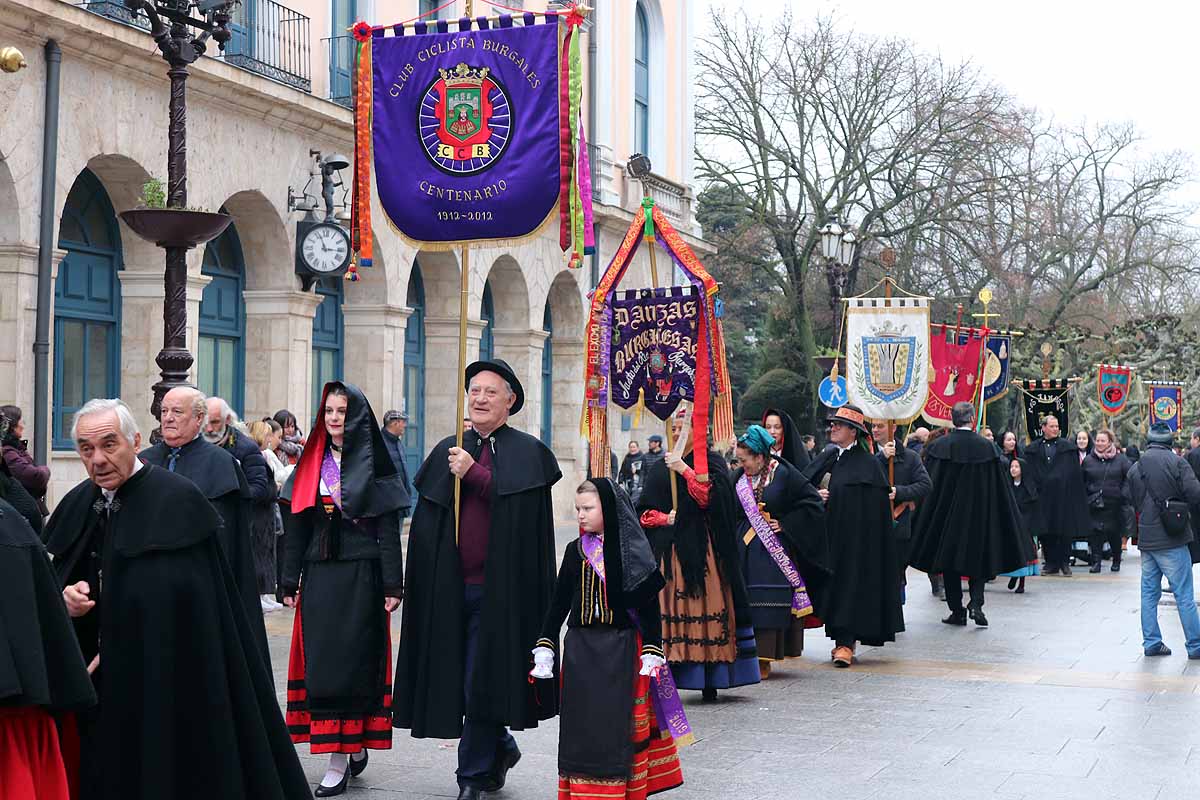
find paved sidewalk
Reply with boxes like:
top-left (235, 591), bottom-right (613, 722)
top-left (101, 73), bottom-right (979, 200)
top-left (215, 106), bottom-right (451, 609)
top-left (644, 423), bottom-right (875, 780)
top-left (263, 531), bottom-right (1200, 799)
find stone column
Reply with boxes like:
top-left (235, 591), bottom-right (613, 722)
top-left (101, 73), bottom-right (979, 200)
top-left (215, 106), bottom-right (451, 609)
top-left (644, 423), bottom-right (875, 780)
top-left (423, 316), bottom-right (485, 444)
top-left (342, 303), bottom-right (411, 416)
top-left (491, 327), bottom-right (548, 438)
top-left (242, 289), bottom-right (322, 426)
top-left (0, 243), bottom-right (43, 415)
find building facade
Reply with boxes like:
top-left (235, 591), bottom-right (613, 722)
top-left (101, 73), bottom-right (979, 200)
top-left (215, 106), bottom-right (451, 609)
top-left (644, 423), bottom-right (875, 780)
top-left (0, 0), bottom-right (706, 515)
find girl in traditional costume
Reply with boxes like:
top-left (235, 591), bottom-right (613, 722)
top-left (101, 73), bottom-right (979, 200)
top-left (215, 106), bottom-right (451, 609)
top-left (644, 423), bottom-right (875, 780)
top-left (533, 478), bottom-right (686, 799)
top-left (762, 407), bottom-right (810, 470)
top-left (638, 412), bottom-right (759, 700)
top-left (731, 425), bottom-right (830, 679)
top-left (1002, 458), bottom-right (1042, 593)
top-left (280, 381), bottom-right (410, 796)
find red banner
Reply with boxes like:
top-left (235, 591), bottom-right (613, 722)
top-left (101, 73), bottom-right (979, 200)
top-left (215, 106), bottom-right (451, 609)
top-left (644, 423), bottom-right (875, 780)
top-left (923, 325), bottom-right (989, 426)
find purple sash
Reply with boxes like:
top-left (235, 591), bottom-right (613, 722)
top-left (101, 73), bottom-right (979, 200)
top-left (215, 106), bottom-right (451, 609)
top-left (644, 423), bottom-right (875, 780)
top-left (734, 475), bottom-right (813, 618)
top-left (580, 533), bottom-right (694, 747)
top-left (320, 450), bottom-right (342, 510)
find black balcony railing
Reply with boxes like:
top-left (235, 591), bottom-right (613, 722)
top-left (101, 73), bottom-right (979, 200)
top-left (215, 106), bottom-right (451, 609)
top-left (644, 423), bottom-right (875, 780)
top-left (77, 1), bottom-right (152, 31)
top-left (587, 142), bottom-right (601, 202)
top-left (323, 36), bottom-right (355, 108)
top-left (223, 0), bottom-right (311, 92)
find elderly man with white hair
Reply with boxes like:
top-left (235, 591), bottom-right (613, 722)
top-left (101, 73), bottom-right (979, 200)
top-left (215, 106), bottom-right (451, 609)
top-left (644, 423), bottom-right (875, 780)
top-left (394, 359), bottom-right (562, 800)
top-left (204, 395), bottom-right (272, 503)
top-left (138, 386), bottom-right (272, 665)
top-left (42, 398), bottom-right (311, 800)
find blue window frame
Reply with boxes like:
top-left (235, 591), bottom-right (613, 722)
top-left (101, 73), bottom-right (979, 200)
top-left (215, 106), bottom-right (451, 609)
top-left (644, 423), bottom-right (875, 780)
top-left (419, 0), bottom-right (441, 19)
top-left (312, 279), bottom-right (344, 413)
top-left (541, 304), bottom-right (553, 444)
top-left (403, 265), bottom-right (426, 483)
top-left (54, 169), bottom-right (122, 449)
top-left (330, 0), bottom-right (357, 102)
top-left (634, 3), bottom-right (650, 157)
top-left (479, 281), bottom-right (495, 361)
top-left (199, 216), bottom-right (245, 415)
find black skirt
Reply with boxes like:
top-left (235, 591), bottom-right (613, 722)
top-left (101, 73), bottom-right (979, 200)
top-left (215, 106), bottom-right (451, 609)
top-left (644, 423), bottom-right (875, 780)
top-left (299, 558), bottom-right (387, 715)
top-left (558, 625), bottom-right (637, 780)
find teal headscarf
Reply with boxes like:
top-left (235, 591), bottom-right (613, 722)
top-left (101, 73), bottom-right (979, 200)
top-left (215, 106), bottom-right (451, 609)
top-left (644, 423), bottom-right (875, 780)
top-left (737, 424), bottom-right (776, 456)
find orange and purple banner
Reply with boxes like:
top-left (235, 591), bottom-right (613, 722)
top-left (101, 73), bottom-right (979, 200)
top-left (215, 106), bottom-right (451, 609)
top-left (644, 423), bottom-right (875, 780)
top-left (350, 10), bottom-right (591, 262)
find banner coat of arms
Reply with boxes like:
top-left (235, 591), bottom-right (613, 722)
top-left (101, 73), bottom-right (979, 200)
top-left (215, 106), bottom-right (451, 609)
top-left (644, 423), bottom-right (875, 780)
top-left (1097, 364), bottom-right (1133, 416)
top-left (1147, 382), bottom-right (1184, 432)
top-left (1020, 379), bottom-right (1072, 442)
top-left (923, 325), bottom-right (989, 427)
top-left (348, 11), bottom-right (593, 268)
top-left (844, 297), bottom-right (930, 423)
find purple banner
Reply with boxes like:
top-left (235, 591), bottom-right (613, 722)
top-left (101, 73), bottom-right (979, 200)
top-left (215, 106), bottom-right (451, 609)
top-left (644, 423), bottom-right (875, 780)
top-left (609, 286), bottom-right (700, 421)
top-left (370, 20), bottom-right (562, 245)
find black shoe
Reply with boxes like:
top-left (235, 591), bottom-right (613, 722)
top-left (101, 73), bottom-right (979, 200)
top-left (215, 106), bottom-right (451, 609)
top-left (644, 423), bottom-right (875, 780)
top-left (1089, 561), bottom-right (1103, 574)
top-left (942, 610), bottom-right (967, 626)
top-left (481, 747), bottom-right (522, 792)
top-left (457, 787), bottom-right (483, 800)
top-left (1044, 566), bottom-right (1061, 576)
top-left (967, 604), bottom-right (988, 627)
top-left (314, 769), bottom-right (349, 798)
top-left (348, 750), bottom-right (368, 777)
top-left (1061, 564), bottom-right (1072, 576)
top-left (1111, 561), bottom-right (1121, 572)
top-left (702, 687), bottom-right (719, 702)
top-left (1015, 578), bottom-right (1025, 594)
top-left (1007, 577), bottom-right (1018, 590)
top-left (1145, 643), bottom-right (1172, 657)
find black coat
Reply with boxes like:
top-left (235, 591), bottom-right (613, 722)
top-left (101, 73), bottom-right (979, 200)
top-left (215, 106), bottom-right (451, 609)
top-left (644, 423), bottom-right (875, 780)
top-left (0, 497), bottom-right (96, 713)
top-left (393, 424), bottom-right (561, 739)
top-left (1124, 444), bottom-right (1200, 551)
top-left (140, 436), bottom-right (270, 669)
top-left (803, 444), bottom-right (904, 646)
top-left (732, 457), bottom-right (831, 626)
top-left (1023, 436), bottom-right (1090, 540)
top-left (0, 461), bottom-right (43, 536)
top-left (42, 466), bottom-right (311, 800)
top-left (876, 441), bottom-right (932, 541)
top-left (224, 427), bottom-right (272, 503)
top-left (910, 429), bottom-right (1034, 578)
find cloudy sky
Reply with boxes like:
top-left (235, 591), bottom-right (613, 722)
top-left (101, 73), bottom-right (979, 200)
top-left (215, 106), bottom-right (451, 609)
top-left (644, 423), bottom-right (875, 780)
top-left (700, 0), bottom-right (1199, 209)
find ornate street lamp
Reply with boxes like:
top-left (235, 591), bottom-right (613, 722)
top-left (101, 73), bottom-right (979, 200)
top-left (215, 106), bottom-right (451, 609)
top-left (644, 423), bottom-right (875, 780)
top-left (818, 215), bottom-right (861, 346)
top-left (818, 216), bottom-right (843, 261)
top-left (116, 0), bottom-right (239, 436)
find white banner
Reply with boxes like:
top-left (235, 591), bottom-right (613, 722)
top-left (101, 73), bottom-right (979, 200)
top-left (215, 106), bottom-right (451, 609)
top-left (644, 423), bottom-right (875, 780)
top-left (845, 297), bottom-right (930, 423)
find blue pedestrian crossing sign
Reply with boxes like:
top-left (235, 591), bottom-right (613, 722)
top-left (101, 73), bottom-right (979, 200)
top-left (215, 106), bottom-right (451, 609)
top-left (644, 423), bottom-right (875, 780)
top-left (819, 375), bottom-right (848, 408)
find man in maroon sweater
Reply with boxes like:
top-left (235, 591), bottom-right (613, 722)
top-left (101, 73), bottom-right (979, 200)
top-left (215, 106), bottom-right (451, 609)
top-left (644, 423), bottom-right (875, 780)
top-left (394, 359), bottom-right (562, 800)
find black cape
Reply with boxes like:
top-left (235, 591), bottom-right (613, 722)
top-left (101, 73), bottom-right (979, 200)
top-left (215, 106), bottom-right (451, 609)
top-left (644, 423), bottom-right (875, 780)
top-left (909, 429), bottom-right (1035, 578)
top-left (42, 466), bottom-right (311, 800)
top-left (1023, 436), bottom-right (1090, 540)
top-left (592, 477), bottom-right (665, 613)
top-left (803, 444), bottom-right (904, 646)
top-left (732, 457), bottom-right (831, 625)
top-left (637, 448), bottom-right (752, 625)
top-left (763, 407), bottom-right (810, 470)
top-left (0, 498), bottom-right (96, 712)
top-left (393, 424), bottom-right (561, 739)
top-left (0, 462), bottom-right (43, 537)
top-left (140, 436), bottom-right (270, 669)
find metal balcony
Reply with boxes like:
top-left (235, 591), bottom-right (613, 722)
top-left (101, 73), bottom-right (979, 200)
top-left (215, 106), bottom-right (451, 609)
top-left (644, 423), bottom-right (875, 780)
top-left (222, 0), bottom-right (311, 92)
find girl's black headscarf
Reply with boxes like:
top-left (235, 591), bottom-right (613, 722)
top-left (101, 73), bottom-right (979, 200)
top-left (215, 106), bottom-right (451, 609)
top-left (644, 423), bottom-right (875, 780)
top-left (589, 477), bottom-right (664, 612)
top-left (763, 407), bottom-right (809, 469)
top-left (286, 381), bottom-right (410, 519)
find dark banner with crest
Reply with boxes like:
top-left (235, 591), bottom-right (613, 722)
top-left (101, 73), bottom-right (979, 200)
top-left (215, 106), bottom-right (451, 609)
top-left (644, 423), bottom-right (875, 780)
top-left (1020, 379), bottom-right (1072, 442)
top-left (608, 286), bottom-right (700, 421)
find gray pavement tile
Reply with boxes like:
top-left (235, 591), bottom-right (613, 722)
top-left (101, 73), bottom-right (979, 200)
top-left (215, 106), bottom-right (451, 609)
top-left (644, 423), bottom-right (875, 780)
top-left (950, 748), bottom-right (1098, 778)
top-left (1000, 772), bottom-right (1165, 800)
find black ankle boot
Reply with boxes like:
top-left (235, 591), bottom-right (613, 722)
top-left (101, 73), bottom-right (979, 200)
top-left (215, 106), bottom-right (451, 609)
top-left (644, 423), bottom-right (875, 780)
top-left (1089, 560), bottom-right (1103, 573)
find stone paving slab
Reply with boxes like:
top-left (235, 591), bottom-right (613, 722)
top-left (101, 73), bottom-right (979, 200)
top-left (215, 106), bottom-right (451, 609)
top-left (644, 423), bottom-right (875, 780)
top-left (254, 529), bottom-right (1200, 799)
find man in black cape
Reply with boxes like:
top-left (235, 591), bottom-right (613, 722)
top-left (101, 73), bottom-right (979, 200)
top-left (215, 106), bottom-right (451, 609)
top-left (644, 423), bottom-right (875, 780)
top-left (393, 359), bottom-right (561, 800)
top-left (910, 402), bottom-right (1035, 627)
top-left (42, 399), bottom-right (310, 800)
top-left (0, 495), bottom-right (96, 798)
top-left (139, 386), bottom-right (270, 667)
top-left (802, 405), bottom-right (904, 668)
top-left (872, 420), bottom-right (932, 587)
top-left (1023, 413), bottom-right (1089, 575)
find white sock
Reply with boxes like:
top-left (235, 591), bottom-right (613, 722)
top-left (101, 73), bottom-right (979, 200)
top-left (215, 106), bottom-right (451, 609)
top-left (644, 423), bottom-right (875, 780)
top-left (321, 754), bottom-right (349, 787)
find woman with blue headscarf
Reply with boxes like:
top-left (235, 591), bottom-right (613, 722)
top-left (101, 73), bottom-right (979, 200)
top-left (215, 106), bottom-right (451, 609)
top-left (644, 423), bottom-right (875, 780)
top-left (732, 425), bottom-right (831, 679)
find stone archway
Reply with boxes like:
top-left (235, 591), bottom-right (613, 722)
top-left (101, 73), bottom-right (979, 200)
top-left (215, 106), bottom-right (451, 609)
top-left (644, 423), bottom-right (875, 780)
top-left (546, 268), bottom-right (586, 510)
